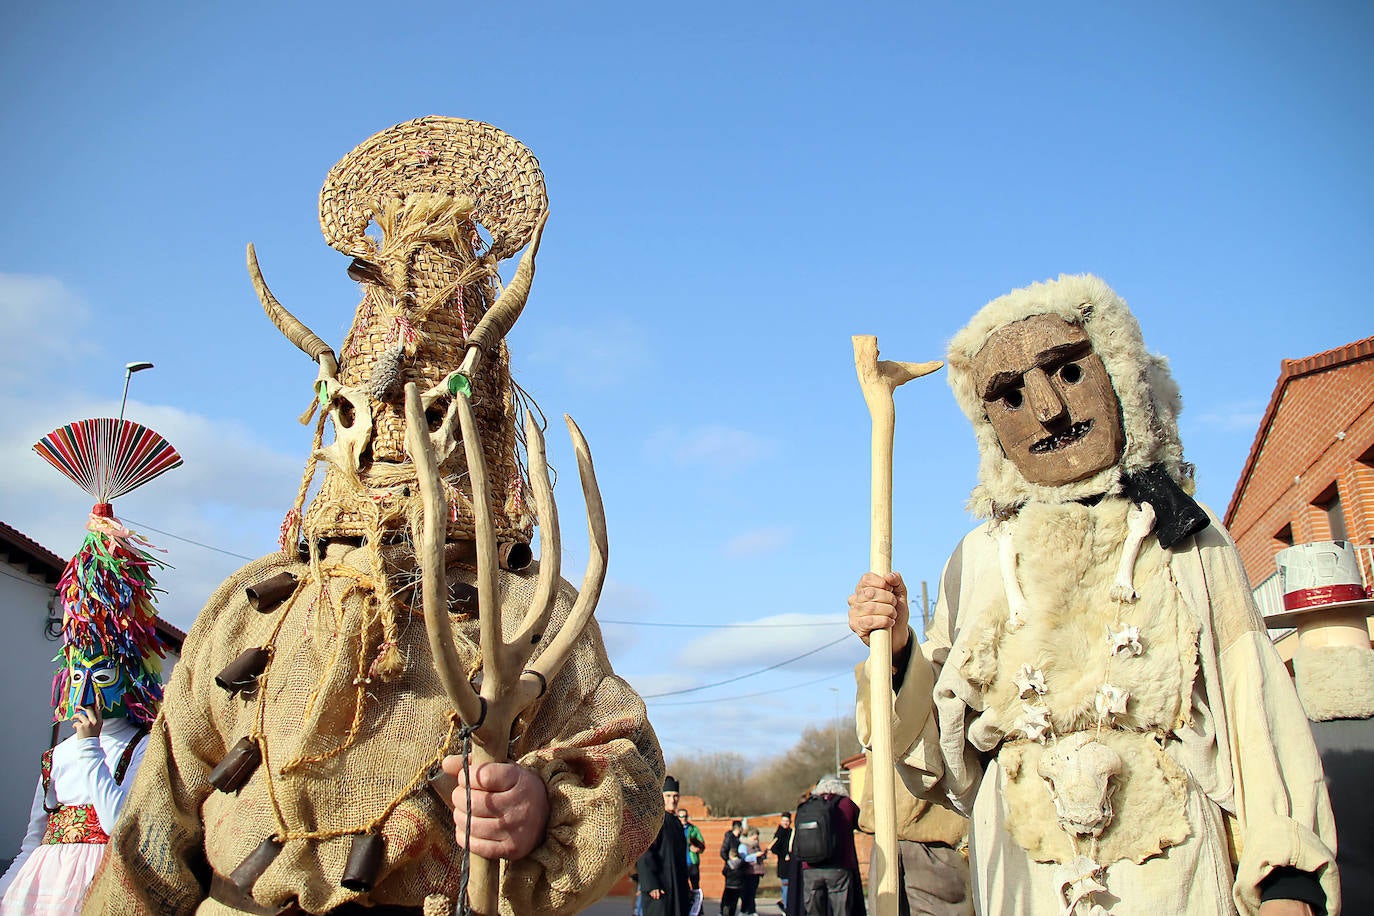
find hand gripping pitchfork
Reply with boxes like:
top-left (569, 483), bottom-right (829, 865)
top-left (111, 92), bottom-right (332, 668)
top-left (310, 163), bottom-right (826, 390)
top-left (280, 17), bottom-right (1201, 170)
top-left (400, 215), bottom-right (609, 916)
top-left (852, 336), bottom-right (941, 916)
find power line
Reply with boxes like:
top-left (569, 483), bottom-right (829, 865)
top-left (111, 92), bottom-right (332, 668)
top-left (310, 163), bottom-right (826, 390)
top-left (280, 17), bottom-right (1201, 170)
top-left (104, 521), bottom-right (851, 632)
top-left (0, 565), bottom-right (57, 593)
top-left (122, 518), bottom-right (258, 562)
top-left (647, 670), bottom-right (848, 706)
top-left (639, 635), bottom-right (852, 699)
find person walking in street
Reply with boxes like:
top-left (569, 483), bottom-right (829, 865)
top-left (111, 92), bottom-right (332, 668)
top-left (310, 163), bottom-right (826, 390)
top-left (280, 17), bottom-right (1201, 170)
top-left (739, 826), bottom-right (768, 916)
top-left (794, 776), bottom-right (863, 916)
top-left (720, 818), bottom-right (743, 862)
top-left (720, 846), bottom-right (749, 916)
top-left (770, 813), bottom-right (793, 912)
top-left (638, 776), bottom-right (691, 916)
top-left (679, 808), bottom-right (706, 916)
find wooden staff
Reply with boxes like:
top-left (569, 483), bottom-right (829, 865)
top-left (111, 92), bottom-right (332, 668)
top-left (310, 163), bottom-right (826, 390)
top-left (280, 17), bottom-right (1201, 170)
top-left (852, 336), bottom-right (941, 916)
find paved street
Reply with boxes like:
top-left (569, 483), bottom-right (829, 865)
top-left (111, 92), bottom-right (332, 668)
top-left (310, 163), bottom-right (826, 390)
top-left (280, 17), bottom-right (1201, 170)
top-left (579, 894), bottom-right (786, 916)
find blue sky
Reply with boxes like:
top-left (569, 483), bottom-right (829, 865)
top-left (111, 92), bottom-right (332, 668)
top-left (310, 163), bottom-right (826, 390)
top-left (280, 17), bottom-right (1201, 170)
top-left (1, 2), bottom-right (1370, 764)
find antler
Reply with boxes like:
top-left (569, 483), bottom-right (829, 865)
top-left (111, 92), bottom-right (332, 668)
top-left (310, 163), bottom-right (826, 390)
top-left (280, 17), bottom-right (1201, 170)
top-left (457, 212), bottom-right (547, 380)
top-left (403, 379), bottom-right (607, 916)
top-left (246, 243), bottom-right (339, 381)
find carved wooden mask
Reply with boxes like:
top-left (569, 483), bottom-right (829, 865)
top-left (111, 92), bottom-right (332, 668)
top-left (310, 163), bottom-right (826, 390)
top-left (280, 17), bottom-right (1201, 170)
top-left (970, 314), bottom-right (1124, 487)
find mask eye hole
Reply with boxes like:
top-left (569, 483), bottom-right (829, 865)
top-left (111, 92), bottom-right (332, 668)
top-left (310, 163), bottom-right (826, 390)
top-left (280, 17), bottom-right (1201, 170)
top-left (91, 665), bottom-right (120, 688)
top-left (335, 399), bottom-right (356, 429)
top-left (1001, 388), bottom-right (1024, 410)
top-left (1059, 362), bottom-right (1083, 384)
top-left (425, 396), bottom-right (451, 433)
top-left (70, 669), bottom-right (86, 685)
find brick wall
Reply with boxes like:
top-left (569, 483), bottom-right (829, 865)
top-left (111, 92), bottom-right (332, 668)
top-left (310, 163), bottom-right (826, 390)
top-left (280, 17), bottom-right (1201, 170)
top-left (1227, 348), bottom-right (1374, 586)
top-left (609, 797), bottom-right (876, 901)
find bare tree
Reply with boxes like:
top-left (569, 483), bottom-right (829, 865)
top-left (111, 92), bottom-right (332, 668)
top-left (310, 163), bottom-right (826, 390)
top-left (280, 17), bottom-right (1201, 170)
top-left (666, 751), bottom-right (751, 817)
top-left (668, 717), bottom-right (861, 817)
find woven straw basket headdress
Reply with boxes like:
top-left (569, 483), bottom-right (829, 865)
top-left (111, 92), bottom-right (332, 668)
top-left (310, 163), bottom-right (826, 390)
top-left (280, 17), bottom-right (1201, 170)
top-left (251, 116), bottom-right (549, 550)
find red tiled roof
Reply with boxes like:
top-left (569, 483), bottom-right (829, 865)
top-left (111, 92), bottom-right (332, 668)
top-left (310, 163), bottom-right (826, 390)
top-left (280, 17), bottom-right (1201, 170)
top-left (1224, 335), bottom-right (1374, 527)
top-left (0, 520), bottom-right (65, 583)
top-left (0, 519), bottom-right (186, 651)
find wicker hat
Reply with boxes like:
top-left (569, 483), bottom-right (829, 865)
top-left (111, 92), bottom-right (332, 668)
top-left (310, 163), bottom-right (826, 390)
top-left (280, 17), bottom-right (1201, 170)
top-left (320, 116), bottom-right (546, 263)
top-left (293, 117), bottom-right (549, 546)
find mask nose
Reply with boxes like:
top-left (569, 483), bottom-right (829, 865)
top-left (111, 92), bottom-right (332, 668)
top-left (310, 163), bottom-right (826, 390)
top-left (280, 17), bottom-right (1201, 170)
top-left (1024, 367), bottom-right (1068, 425)
top-left (78, 678), bottom-right (98, 710)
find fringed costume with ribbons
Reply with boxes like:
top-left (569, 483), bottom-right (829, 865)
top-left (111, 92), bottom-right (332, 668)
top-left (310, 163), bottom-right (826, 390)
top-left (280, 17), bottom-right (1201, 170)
top-left (83, 118), bottom-right (665, 916)
top-left (1, 419), bottom-right (181, 914)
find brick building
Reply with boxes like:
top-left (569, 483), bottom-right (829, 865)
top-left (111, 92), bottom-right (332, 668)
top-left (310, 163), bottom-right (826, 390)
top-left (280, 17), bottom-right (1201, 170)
top-left (1223, 335), bottom-right (1374, 658)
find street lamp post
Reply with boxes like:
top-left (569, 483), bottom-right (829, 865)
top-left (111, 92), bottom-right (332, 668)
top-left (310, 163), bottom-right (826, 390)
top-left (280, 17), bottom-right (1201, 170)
top-left (118, 362), bottom-right (155, 423)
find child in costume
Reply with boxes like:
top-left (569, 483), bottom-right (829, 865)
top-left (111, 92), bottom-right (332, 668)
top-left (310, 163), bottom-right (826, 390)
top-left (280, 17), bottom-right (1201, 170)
top-left (0, 506), bottom-right (169, 914)
top-left (83, 117), bottom-right (665, 916)
top-left (849, 275), bottom-right (1337, 914)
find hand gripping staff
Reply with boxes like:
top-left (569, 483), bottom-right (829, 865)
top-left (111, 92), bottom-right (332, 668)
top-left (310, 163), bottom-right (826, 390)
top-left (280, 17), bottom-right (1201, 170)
top-left (852, 336), bottom-right (941, 916)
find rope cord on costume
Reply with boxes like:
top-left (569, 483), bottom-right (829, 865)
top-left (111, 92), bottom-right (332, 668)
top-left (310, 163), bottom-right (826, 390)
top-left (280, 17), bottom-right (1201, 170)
top-left (455, 720), bottom-right (476, 916)
top-left (251, 571), bottom-right (463, 844)
top-left (280, 410), bottom-right (328, 552)
top-left (280, 571), bottom-right (381, 773)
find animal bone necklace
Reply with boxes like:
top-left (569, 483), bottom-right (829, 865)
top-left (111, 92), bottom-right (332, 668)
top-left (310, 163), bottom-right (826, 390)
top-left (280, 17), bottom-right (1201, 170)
top-left (1001, 501), bottom-right (1157, 915)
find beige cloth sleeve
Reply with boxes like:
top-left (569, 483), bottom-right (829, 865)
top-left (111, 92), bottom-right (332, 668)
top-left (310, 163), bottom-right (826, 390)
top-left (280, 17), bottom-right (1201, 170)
top-left (856, 539), bottom-right (968, 801)
top-left (1185, 518), bottom-right (1340, 914)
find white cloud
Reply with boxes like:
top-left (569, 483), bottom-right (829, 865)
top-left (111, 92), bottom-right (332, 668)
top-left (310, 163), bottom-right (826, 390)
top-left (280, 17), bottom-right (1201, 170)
top-left (644, 424), bottom-right (778, 475)
top-left (723, 526), bottom-right (792, 558)
top-left (0, 274), bottom-right (96, 387)
top-left (591, 577), bottom-right (658, 661)
top-left (676, 614), bottom-right (855, 671)
top-left (1188, 400), bottom-right (1267, 433)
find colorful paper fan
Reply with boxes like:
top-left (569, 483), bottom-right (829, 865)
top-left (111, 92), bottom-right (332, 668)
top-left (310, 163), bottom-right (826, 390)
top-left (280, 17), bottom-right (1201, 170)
top-left (34, 418), bottom-right (183, 503)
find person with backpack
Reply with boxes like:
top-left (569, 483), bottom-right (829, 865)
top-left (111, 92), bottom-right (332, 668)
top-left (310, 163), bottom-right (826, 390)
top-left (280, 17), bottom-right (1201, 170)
top-left (793, 775), bottom-right (863, 916)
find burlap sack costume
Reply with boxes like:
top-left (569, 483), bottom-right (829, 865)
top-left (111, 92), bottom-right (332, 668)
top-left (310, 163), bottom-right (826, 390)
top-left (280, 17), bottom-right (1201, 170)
top-left (83, 117), bottom-right (666, 915)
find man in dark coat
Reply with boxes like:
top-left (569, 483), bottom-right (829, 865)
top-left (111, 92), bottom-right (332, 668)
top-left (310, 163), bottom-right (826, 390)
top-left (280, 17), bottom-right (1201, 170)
top-left (638, 775), bottom-right (691, 916)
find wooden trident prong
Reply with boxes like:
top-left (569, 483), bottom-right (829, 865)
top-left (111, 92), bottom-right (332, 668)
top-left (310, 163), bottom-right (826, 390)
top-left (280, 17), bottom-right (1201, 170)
top-left (852, 335), bottom-right (941, 916)
top-left (403, 378), bottom-right (608, 916)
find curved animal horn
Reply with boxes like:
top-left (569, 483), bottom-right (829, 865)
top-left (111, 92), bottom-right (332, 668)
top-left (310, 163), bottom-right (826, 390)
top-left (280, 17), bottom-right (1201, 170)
top-left (458, 211), bottom-right (547, 378)
top-left (246, 243), bottom-right (338, 372)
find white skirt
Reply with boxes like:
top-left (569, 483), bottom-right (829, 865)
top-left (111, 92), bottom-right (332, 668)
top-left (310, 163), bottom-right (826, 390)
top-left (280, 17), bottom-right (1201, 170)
top-left (0, 843), bottom-right (108, 915)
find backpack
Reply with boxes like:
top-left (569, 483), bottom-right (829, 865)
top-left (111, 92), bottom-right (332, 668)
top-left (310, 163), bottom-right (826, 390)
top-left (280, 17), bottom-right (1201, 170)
top-left (791, 795), bottom-right (838, 865)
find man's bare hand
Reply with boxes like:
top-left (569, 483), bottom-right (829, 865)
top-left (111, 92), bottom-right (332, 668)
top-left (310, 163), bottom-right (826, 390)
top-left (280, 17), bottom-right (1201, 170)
top-left (848, 571), bottom-right (910, 655)
top-left (442, 759), bottom-right (549, 861)
top-left (1258, 901), bottom-right (1313, 916)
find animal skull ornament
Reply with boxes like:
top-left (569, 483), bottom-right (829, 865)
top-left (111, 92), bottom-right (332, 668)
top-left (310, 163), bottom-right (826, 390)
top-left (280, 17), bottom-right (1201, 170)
top-left (1037, 732), bottom-right (1124, 839)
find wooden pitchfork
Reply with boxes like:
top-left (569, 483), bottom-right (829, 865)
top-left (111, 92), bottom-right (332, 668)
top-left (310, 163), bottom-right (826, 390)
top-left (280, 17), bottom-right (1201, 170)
top-left (852, 336), bottom-right (941, 916)
top-left (394, 212), bottom-right (605, 915)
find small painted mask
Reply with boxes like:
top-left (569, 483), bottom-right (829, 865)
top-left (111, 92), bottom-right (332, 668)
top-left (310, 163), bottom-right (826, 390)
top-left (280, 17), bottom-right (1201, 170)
top-left (63, 652), bottom-right (128, 719)
top-left (970, 314), bottom-right (1124, 487)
